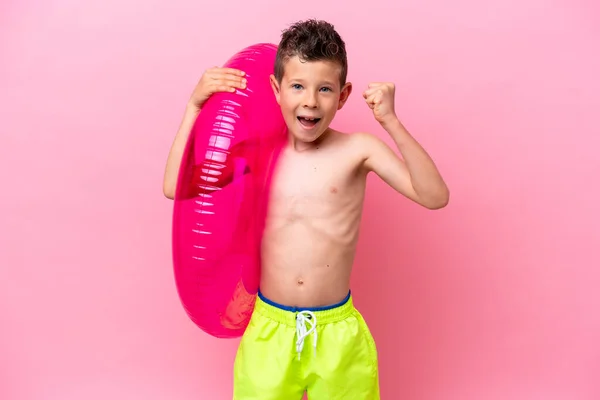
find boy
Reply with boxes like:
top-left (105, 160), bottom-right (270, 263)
top-left (163, 19), bottom-right (448, 400)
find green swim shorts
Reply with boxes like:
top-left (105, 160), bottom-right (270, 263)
top-left (233, 291), bottom-right (380, 399)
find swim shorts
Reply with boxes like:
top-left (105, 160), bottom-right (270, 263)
top-left (233, 291), bottom-right (380, 399)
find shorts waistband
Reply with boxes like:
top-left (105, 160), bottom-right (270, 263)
top-left (255, 290), bottom-right (355, 326)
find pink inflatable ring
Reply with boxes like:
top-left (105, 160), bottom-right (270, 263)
top-left (172, 43), bottom-right (286, 338)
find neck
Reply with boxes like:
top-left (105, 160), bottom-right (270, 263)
top-left (287, 128), bottom-right (331, 152)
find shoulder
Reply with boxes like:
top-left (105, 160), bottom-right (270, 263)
top-left (344, 131), bottom-right (400, 174)
top-left (323, 130), bottom-right (387, 170)
top-left (347, 131), bottom-right (383, 146)
top-left (325, 129), bottom-right (381, 149)
top-left (345, 131), bottom-right (389, 158)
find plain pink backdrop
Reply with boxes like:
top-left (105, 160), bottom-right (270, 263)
top-left (1, 1), bottom-right (599, 399)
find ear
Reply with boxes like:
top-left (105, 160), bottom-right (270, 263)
top-left (269, 74), bottom-right (281, 104)
top-left (337, 82), bottom-right (353, 110)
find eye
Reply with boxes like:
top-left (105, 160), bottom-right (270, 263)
top-left (320, 87), bottom-right (332, 92)
top-left (292, 84), bottom-right (303, 90)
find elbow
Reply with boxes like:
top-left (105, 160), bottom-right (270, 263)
top-left (427, 197), bottom-right (449, 210)
top-left (422, 186), bottom-right (450, 210)
top-left (163, 182), bottom-right (175, 200)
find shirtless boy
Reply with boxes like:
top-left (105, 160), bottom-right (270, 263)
top-left (163, 19), bottom-right (449, 400)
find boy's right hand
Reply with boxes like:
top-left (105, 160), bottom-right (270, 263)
top-left (188, 67), bottom-right (247, 111)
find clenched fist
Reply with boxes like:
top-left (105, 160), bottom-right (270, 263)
top-left (362, 82), bottom-right (398, 125)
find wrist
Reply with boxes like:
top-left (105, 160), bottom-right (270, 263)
top-left (380, 114), bottom-right (403, 133)
top-left (381, 115), bottom-right (415, 150)
top-left (185, 101), bottom-right (201, 115)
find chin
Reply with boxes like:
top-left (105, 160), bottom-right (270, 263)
top-left (290, 129), bottom-right (325, 143)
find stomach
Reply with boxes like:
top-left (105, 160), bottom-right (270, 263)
top-left (258, 213), bottom-right (361, 308)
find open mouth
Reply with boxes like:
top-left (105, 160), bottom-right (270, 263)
top-left (297, 116), bottom-right (321, 129)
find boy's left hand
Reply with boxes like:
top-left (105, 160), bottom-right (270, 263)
top-left (363, 82), bottom-right (398, 125)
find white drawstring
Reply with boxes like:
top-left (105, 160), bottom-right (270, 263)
top-left (295, 310), bottom-right (317, 360)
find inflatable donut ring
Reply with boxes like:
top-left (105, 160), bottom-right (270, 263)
top-left (172, 43), bottom-right (286, 338)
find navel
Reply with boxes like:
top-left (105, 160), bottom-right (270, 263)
top-left (297, 278), bottom-right (304, 286)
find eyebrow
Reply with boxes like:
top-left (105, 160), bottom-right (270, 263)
top-left (288, 78), bottom-right (337, 86)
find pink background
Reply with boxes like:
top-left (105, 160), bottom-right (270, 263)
top-left (1, 0), bottom-right (599, 399)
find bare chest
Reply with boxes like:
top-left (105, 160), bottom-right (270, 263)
top-left (266, 151), bottom-right (364, 220)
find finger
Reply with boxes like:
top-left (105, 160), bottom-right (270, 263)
top-left (367, 82), bottom-right (386, 88)
top-left (204, 66), bottom-right (220, 76)
top-left (211, 79), bottom-right (247, 92)
top-left (208, 67), bottom-right (245, 77)
top-left (217, 76), bottom-right (247, 85)
top-left (211, 78), bottom-right (247, 89)
top-left (210, 74), bottom-right (247, 87)
top-left (211, 84), bottom-right (238, 93)
top-left (221, 67), bottom-right (245, 76)
top-left (365, 90), bottom-right (383, 103)
top-left (364, 91), bottom-right (376, 101)
top-left (363, 88), bottom-right (379, 98)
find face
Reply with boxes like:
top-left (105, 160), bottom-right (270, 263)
top-left (270, 56), bottom-right (352, 144)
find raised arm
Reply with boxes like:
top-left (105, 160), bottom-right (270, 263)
top-left (162, 67), bottom-right (247, 199)
top-left (361, 82), bottom-right (449, 209)
top-left (163, 104), bottom-right (200, 199)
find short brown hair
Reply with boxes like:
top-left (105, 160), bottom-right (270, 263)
top-left (274, 19), bottom-right (348, 86)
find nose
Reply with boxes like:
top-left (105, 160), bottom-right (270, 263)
top-left (302, 91), bottom-right (318, 108)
